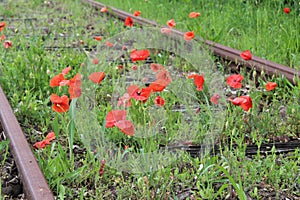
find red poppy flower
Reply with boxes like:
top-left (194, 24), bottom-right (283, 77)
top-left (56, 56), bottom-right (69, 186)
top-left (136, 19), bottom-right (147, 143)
top-left (50, 93), bottom-right (70, 113)
top-left (161, 28), bottom-right (172, 34)
top-left (240, 50), bottom-right (252, 60)
top-left (226, 74), bottom-right (244, 89)
top-left (105, 110), bottom-right (135, 136)
top-left (33, 140), bottom-right (50, 149)
top-left (4, 40), bottom-right (12, 49)
top-left (105, 110), bottom-right (127, 128)
top-left (133, 10), bottom-right (141, 16)
top-left (210, 94), bottom-right (220, 105)
top-left (99, 159), bottom-right (106, 175)
top-left (189, 12), bottom-right (200, 18)
top-left (149, 79), bottom-right (167, 92)
top-left (156, 69), bottom-right (172, 86)
top-left (283, 7), bottom-right (290, 14)
top-left (115, 120), bottom-right (134, 136)
top-left (117, 93), bottom-right (132, 108)
top-left (150, 63), bottom-right (163, 72)
top-left (33, 132), bottom-right (56, 149)
top-left (0, 22), bottom-right (6, 31)
top-left (106, 42), bottom-right (113, 47)
top-left (167, 19), bottom-right (176, 28)
top-left (62, 66), bottom-right (71, 75)
top-left (68, 74), bottom-right (82, 99)
top-left (130, 49), bottom-right (150, 62)
top-left (184, 31), bottom-right (195, 41)
top-left (229, 96), bottom-right (252, 111)
top-left (100, 7), bottom-right (107, 13)
top-left (50, 73), bottom-right (65, 87)
top-left (124, 16), bottom-right (134, 27)
top-left (94, 36), bottom-right (102, 41)
top-left (127, 85), bottom-right (152, 102)
top-left (188, 73), bottom-right (204, 91)
top-left (88, 72), bottom-right (105, 84)
top-left (266, 82), bottom-right (277, 91)
top-left (93, 58), bottom-right (99, 64)
top-left (45, 132), bottom-right (56, 141)
top-left (0, 34), bottom-right (5, 41)
top-left (131, 65), bottom-right (138, 70)
top-left (155, 96), bottom-right (165, 106)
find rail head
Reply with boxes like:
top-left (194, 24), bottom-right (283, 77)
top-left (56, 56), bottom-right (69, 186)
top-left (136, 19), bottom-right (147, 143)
top-left (82, 0), bottom-right (299, 85)
top-left (0, 86), bottom-right (54, 200)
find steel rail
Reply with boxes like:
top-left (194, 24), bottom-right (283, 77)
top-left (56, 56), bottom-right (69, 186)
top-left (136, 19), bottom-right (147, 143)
top-left (0, 86), bottom-right (54, 200)
top-left (82, 0), bottom-right (300, 85)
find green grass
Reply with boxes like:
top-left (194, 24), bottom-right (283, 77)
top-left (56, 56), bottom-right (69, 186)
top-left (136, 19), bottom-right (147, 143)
top-left (97, 0), bottom-right (300, 69)
top-left (0, 0), bottom-right (300, 199)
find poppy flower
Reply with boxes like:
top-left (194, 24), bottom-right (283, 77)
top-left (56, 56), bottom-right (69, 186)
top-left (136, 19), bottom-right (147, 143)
top-left (0, 34), bottom-right (5, 41)
top-left (124, 16), bottom-right (134, 27)
top-left (33, 140), bottom-right (50, 149)
top-left (240, 50), bottom-right (252, 60)
top-left (130, 49), bottom-right (150, 62)
top-left (226, 74), bottom-right (244, 89)
top-left (188, 73), bottom-right (204, 91)
top-left (62, 66), bottom-right (71, 75)
top-left (0, 22), bottom-right (6, 31)
top-left (189, 12), bottom-right (200, 18)
top-left (149, 79), bottom-right (167, 92)
top-left (33, 132), bottom-right (56, 149)
top-left (167, 19), bottom-right (176, 28)
top-left (115, 120), bottom-right (134, 136)
top-left (266, 82), bottom-right (277, 91)
top-left (88, 72), bottom-right (105, 84)
top-left (50, 93), bottom-right (70, 113)
top-left (133, 10), bottom-right (141, 16)
top-left (100, 7), bottom-right (107, 13)
top-left (117, 93), bottom-right (132, 108)
top-left (3, 40), bottom-right (12, 49)
top-left (105, 110), bottom-right (134, 136)
top-left (106, 41), bottom-right (113, 47)
top-left (117, 65), bottom-right (123, 70)
top-left (156, 69), bottom-right (172, 86)
top-left (210, 94), bottom-right (220, 105)
top-left (99, 159), bottom-right (106, 175)
top-left (229, 96), bottom-right (252, 111)
top-left (131, 65), bottom-right (138, 70)
top-left (105, 110), bottom-right (127, 128)
top-left (161, 27), bottom-right (172, 34)
top-left (93, 58), bottom-right (99, 64)
top-left (283, 7), bottom-right (290, 14)
top-left (155, 96), bottom-right (165, 106)
top-left (184, 31), bottom-right (195, 41)
top-left (94, 36), bottom-right (102, 41)
top-left (68, 74), bottom-right (82, 99)
top-left (50, 73), bottom-right (65, 87)
top-left (150, 63), bottom-right (163, 72)
top-left (128, 85), bottom-right (152, 102)
top-left (45, 131), bottom-right (56, 141)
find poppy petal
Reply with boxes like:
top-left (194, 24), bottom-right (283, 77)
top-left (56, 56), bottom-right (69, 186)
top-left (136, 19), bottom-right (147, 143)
top-left (115, 120), bottom-right (134, 136)
top-left (130, 49), bottom-right (150, 62)
top-left (240, 50), bottom-right (252, 60)
top-left (105, 110), bottom-right (127, 128)
top-left (88, 72), bottom-right (106, 84)
top-left (266, 82), bottom-right (277, 91)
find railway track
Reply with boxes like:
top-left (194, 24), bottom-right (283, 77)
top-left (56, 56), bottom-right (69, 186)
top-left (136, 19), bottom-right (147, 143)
top-left (0, 0), bottom-right (299, 199)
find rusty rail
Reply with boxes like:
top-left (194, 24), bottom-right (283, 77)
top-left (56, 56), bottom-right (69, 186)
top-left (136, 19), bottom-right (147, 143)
top-left (0, 86), bottom-right (54, 200)
top-left (82, 0), bottom-right (300, 85)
